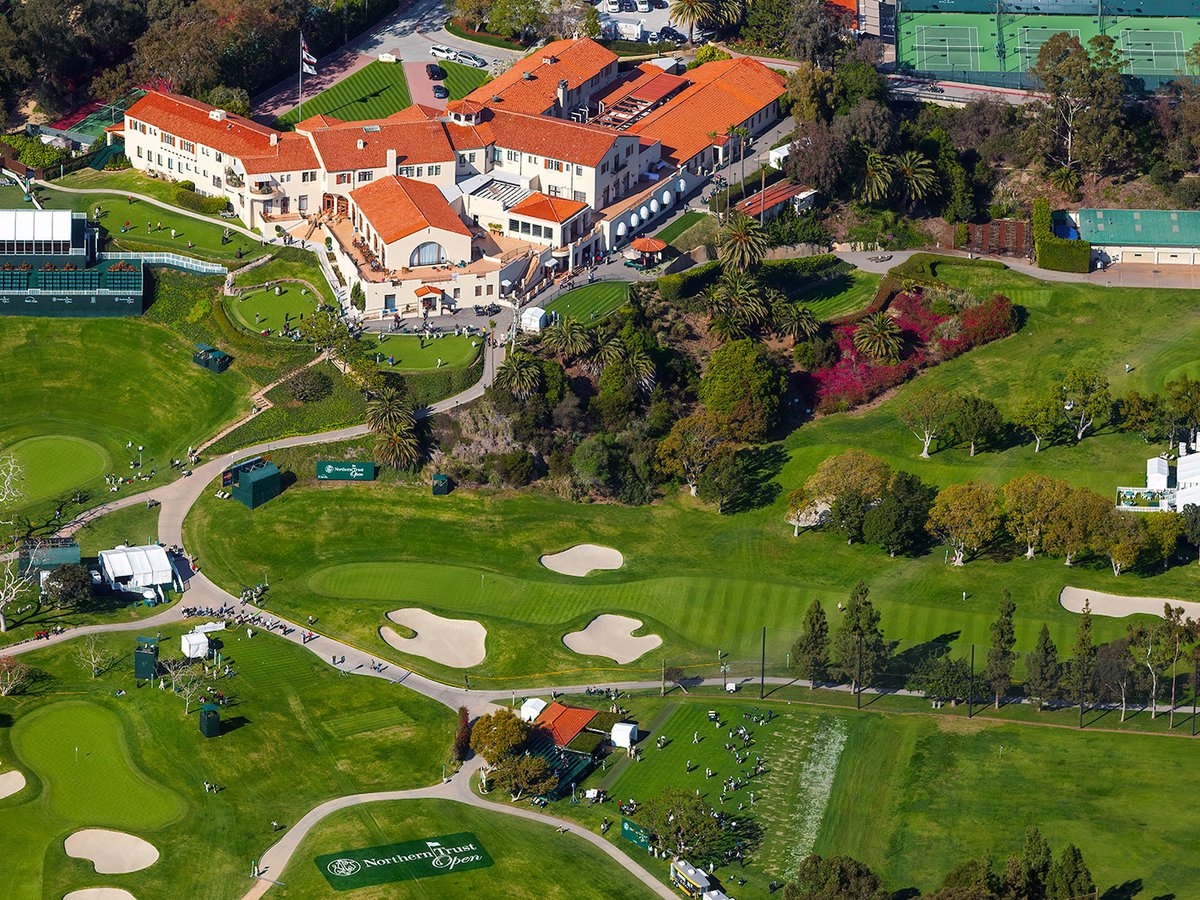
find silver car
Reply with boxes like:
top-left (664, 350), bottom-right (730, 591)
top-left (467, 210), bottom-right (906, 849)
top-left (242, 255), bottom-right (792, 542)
top-left (454, 50), bottom-right (488, 68)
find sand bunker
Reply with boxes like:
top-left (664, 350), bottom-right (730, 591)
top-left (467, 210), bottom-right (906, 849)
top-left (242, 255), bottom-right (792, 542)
top-left (563, 614), bottom-right (662, 664)
top-left (540, 544), bottom-right (624, 576)
top-left (64, 891), bottom-right (137, 900)
top-left (1060, 586), bottom-right (1200, 620)
top-left (0, 769), bottom-right (25, 799)
top-left (64, 829), bottom-right (159, 875)
top-left (380, 608), bottom-right (486, 668)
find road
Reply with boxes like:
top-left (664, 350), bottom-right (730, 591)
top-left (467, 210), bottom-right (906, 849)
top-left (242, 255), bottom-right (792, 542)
top-left (251, 0), bottom-right (521, 120)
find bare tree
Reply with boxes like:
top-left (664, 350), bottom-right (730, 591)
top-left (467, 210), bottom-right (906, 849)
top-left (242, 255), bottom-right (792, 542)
top-left (0, 557), bottom-right (36, 635)
top-left (0, 453), bottom-right (22, 509)
top-left (176, 666), bottom-right (205, 715)
top-left (76, 635), bottom-right (116, 679)
top-left (159, 656), bottom-right (192, 692)
top-left (0, 656), bottom-right (31, 696)
top-left (0, 452), bottom-right (33, 634)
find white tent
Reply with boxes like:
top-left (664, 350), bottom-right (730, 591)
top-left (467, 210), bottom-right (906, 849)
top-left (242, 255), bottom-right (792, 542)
top-left (98, 544), bottom-right (174, 596)
top-left (520, 697), bottom-right (548, 723)
top-left (520, 306), bottom-right (548, 333)
top-left (611, 722), bottom-right (638, 748)
top-left (181, 632), bottom-right (209, 659)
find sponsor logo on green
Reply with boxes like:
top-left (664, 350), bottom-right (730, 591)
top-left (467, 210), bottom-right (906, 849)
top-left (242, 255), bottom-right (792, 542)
top-left (621, 817), bottom-right (651, 850)
top-left (316, 461), bottom-right (376, 481)
top-left (315, 832), bottom-right (493, 890)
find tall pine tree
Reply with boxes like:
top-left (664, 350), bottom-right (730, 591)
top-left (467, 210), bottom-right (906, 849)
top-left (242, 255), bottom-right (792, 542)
top-left (1071, 597), bottom-right (1096, 709)
top-left (831, 581), bottom-right (889, 692)
top-left (1025, 624), bottom-right (1061, 709)
top-left (792, 598), bottom-right (830, 688)
top-left (1045, 843), bottom-right (1095, 900)
top-left (984, 591), bottom-right (1017, 709)
top-left (1021, 826), bottom-right (1053, 900)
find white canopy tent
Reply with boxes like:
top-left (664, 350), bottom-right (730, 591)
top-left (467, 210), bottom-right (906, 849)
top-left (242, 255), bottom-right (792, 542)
top-left (520, 306), bottom-right (548, 333)
top-left (611, 722), bottom-right (638, 748)
top-left (181, 632), bottom-right (210, 659)
top-left (98, 544), bottom-right (175, 598)
top-left (520, 697), bottom-right (548, 723)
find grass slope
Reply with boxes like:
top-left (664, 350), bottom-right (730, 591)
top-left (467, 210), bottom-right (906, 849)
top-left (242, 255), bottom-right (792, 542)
top-left (0, 625), bottom-right (454, 899)
top-left (443, 60), bottom-right (491, 99)
top-left (186, 259), bottom-right (1200, 688)
top-left (275, 798), bottom-right (654, 899)
top-left (278, 61), bottom-right (412, 125)
top-left (654, 212), bottom-right (704, 245)
top-left (544, 282), bottom-right (631, 322)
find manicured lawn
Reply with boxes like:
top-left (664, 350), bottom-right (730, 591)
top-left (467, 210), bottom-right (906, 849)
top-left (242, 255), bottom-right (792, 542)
top-left (1, 624), bottom-right (454, 899)
top-left (226, 286), bottom-right (321, 336)
top-left (796, 269), bottom-right (880, 320)
top-left (277, 61), bottom-right (412, 125)
top-left (74, 501), bottom-right (163, 556)
top-left (54, 168), bottom-right (241, 224)
top-left (232, 251), bottom-right (335, 306)
top-left (654, 211), bottom-right (705, 244)
top-left (186, 258), bottom-right (1200, 689)
top-left (8, 435), bottom-right (109, 505)
top-left (668, 214), bottom-right (720, 251)
top-left (274, 798), bottom-right (654, 899)
top-left (544, 282), bottom-right (631, 322)
top-left (359, 333), bottom-right (482, 371)
top-left (443, 60), bottom-right (491, 99)
top-left (0, 314), bottom-right (248, 519)
top-left (516, 691), bottom-right (1200, 898)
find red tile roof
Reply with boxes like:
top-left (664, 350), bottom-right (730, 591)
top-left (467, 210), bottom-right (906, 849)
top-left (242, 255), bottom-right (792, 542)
top-left (306, 118), bottom-right (455, 171)
top-left (535, 702), bottom-right (597, 747)
top-left (465, 38), bottom-right (617, 115)
top-left (481, 109), bottom-right (619, 167)
top-left (628, 57), bottom-right (786, 167)
top-left (124, 91), bottom-right (277, 161)
top-left (349, 175), bottom-right (471, 243)
top-left (241, 132), bottom-right (319, 175)
top-left (509, 192), bottom-right (588, 223)
top-left (733, 180), bottom-right (812, 217)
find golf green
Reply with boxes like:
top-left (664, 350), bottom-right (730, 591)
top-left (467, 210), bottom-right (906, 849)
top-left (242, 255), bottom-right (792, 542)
top-left (362, 334), bottom-right (481, 371)
top-left (11, 701), bottom-right (185, 829)
top-left (544, 282), bottom-right (630, 322)
top-left (227, 287), bottom-right (320, 336)
top-left (7, 435), bottom-right (109, 504)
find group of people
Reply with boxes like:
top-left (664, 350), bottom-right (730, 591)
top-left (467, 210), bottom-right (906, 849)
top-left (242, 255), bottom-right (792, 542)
top-left (30, 627), bottom-right (63, 640)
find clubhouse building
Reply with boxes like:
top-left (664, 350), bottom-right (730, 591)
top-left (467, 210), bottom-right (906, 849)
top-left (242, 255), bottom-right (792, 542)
top-left (111, 38), bottom-right (785, 319)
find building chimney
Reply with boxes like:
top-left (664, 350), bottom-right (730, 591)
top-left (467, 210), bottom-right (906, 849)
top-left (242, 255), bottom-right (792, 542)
top-left (522, 71), bottom-right (535, 81)
top-left (357, 139), bottom-right (367, 150)
top-left (557, 79), bottom-right (569, 110)
top-left (387, 148), bottom-right (397, 172)
top-left (208, 109), bottom-right (227, 122)
top-left (543, 55), bottom-right (558, 65)
top-left (269, 133), bottom-right (278, 146)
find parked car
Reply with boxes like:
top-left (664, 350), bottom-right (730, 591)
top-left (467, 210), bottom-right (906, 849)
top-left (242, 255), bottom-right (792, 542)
top-left (430, 44), bottom-right (457, 60)
top-left (432, 84), bottom-right (449, 99)
top-left (454, 50), bottom-right (487, 68)
top-left (660, 25), bottom-right (685, 42)
top-left (426, 63), bottom-right (445, 80)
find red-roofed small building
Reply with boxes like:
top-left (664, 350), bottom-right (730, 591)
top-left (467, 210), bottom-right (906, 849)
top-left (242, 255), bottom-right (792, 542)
top-left (535, 702), bottom-right (598, 748)
top-left (463, 38), bottom-right (620, 117)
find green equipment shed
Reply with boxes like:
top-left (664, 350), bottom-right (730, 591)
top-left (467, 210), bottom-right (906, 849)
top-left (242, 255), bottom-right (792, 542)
top-left (192, 343), bottom-right (232, 373)
top-left (231, 460), bottom-right (281, 509)
top-left (432, 474), bottom-right (450, 495)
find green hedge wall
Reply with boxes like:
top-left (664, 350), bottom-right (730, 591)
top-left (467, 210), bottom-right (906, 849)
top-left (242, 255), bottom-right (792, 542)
top-left (658, 260), bottom-right (721, 306)
top-left (1032, 197), bottom-right (1092, 273)
top-left (174, 186), bottom-right (229, 216)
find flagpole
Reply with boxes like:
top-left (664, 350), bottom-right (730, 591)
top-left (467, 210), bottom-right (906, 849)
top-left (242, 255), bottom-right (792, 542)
top-left (298, 33), bottom-right (304, 123)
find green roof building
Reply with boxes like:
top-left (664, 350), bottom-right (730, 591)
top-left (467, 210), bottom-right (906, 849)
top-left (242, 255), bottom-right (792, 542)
top-left (1075, 208), bottom-right (1200, 266)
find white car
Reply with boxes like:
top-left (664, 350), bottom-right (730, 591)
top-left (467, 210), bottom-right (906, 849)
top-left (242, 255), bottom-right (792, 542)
top-left (430, 44), bottom-right (457, 61)
top-left (454, 50), bottom-right (488, 68)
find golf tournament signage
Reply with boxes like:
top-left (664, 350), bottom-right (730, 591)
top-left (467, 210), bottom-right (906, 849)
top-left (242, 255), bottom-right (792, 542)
top-left (315, 832), bottom-right (492, 890)
top-left (316, 460), bottom-right (376, 481)
top-left (621, 817), bottom-right (651, 850)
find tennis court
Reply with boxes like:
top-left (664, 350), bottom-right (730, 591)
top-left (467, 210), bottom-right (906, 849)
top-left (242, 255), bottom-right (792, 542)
top-left (48, 89), bottom-right (147, 141)
top-left (912, 24), bottom-right (983, 70)
top-left (1016, 26), bottom-right (1080, 70)
top-left (1120, 27), bottom-right (1187, 74)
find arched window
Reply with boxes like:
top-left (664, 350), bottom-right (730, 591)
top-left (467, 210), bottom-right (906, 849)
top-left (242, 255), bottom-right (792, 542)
top-left (410, 241), bottom-right (445, 266)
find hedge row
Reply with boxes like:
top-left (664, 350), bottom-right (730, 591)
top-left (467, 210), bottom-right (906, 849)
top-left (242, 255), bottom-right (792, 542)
top-left (658, 260), bottom-right (721, 306)
top-left (445, 19), bottom-right (525, 50)
top-left (174, 185), bottom-right (229, 216)
top-left (395, 358), bottom-right (484, 408)
top-left (1032, 197), bottom-right (1092, 273)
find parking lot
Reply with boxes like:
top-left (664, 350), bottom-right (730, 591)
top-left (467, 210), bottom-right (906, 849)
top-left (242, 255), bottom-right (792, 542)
top-left (595, 0), bottom-right (707, 44)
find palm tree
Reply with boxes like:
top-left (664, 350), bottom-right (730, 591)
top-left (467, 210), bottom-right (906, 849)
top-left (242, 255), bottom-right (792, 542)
top-left (542, 317), bottom-right (593, 361)
top-left (1048, 164), bottom-right (1082, 200)
top-left (859, 150), bottom-right (893, 204)
top-left (773, 300), bottom-right (819, 344)
top-left (719, 212), bottom-right (768, 272)
top-left (495, 350), bottom-right (543, 399)
top-left (587, 334), bottom-right (627, 374)
top-left (719, 268), bottom-right (770, 327)
top-left (670, 0), bottom-right (716, 45)
top-left (709, 314), bottom-right (748, 343)
top-left (853, 311), bottom-right (903, 362)
top-left (626, 347), bottom-right (657, 394)
top-left (365, 387), bottom-right (415, 435)
top-left (728, 124), bottom-right (750, 194)
top-left (711, 0), bottom-right (744, 27)
top-left (892, 150), bottom-right (937, 208)
top-left (375, 424), bottom-right (421, 471)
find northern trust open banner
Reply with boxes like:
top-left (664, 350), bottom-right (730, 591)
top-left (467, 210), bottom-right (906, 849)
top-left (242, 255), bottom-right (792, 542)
top-left (315, 832), bottom-right (493, 890)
